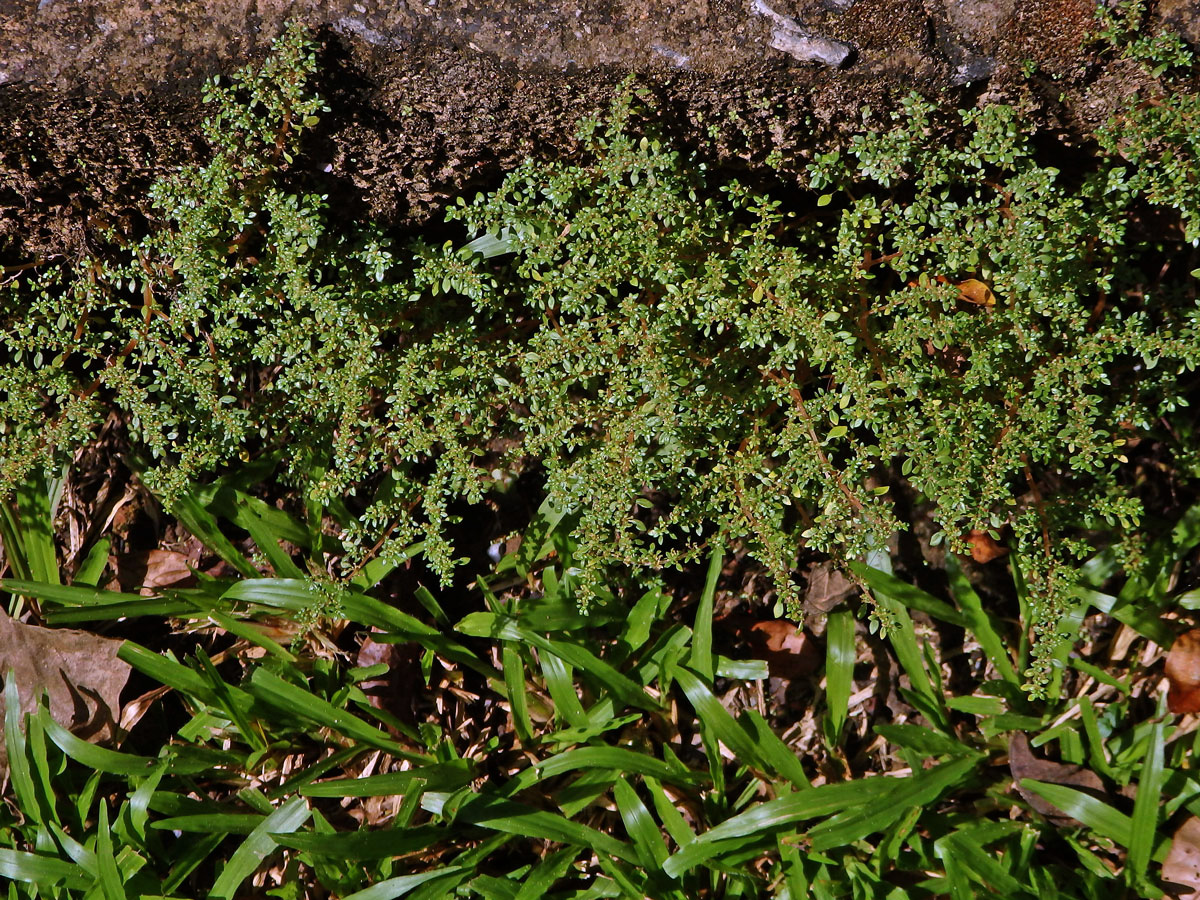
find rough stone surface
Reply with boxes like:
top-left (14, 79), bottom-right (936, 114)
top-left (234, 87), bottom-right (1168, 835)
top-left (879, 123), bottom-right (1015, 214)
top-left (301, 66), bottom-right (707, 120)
top-left (0, 0), bottom-right (1197, 261)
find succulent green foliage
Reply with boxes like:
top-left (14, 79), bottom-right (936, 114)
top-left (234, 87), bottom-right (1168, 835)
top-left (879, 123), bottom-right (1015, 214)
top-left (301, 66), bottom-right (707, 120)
top-left (2, 22), bottom-right (1200, 688)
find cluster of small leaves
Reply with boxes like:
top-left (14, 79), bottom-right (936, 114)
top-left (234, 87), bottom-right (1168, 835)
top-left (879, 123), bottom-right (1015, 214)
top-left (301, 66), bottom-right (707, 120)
top-left (3, 24), bottom-right (1200, 685)
top-left (1094, 1), bottom-right (1200, 242)
top-left (0, 24), bottom-right (400, 507)
top-left (413, 86), bottom-right (1199, 684)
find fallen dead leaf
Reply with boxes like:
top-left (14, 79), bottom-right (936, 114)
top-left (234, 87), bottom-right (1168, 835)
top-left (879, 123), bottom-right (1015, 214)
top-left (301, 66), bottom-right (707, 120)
top-left (1009, 732), bottom-right (1107, 824)
top-left (1164, 816), bottom-right (1200, 899)
top-left (746, 620), bottom-right (821, 680)
top-left (956, 278), bottom-right (997, 307)
top-left (1166, 629), bottom-right (1200, 714)
top-left (356, 629), bottom-right (420, 727)
top-left (0, 613), bottom-right (132, 777)
top-left (964, 529), bottom-right (1009, 564)
top-left (115, 548), bottom-right (198, 595)
top-left (803, 561), bottom-right (857, 614)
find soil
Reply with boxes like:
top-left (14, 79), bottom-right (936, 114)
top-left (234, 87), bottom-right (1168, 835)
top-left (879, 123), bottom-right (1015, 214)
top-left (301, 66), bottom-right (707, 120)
top-left (2, 0), bottom-right (1195, 261)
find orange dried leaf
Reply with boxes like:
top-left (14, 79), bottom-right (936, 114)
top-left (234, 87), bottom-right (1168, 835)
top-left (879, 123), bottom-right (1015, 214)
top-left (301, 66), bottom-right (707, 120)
top-left (965, 529), bottom-right (1008, 564)
top-left (1166, 629), bottom-right (1200, 714)
top-left (956, 278), bottom-right (996, 307)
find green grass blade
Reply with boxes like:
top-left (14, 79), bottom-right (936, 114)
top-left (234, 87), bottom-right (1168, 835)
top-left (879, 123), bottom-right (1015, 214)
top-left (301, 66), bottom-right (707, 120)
top-left (341, 868), bottom-right (466, 900)
top-left (944, 554), bottom-right (1019, 684)
top-left (38, 704), bottom-right (158, 775)
top-left (205, 609), bottom-right (297, 662)
top-left (151, 814), bottom-right (265, 834)
top-left (443, 794), bottom-right (638, 864)
top-left (716, 656), bottom-right (769, 680)
top-left (643, 775), bottom-right (695, 848)
top-left (208, 796), bottom-right (310, 900)
top-left (96, 802), bottom-right (127, 900)
top-left (0, 848), bottom-right (92, 891)
top-left (663, 778), bottom-right (897, 876)
top-left (301, 763), bottom-right (475, 797)
top-left (247, 668), bottom-right (424, 760)
top-left (824, 608), bottom-right (855, 746)
top-left (740, 710), bottom-right (811, 789)
top-left (540, 648), bottom-right (589, 728)
top-left (502, 645), bottom-right (534, 744)
top-left (44, 596), bottom-right (200, 623)
top-left (807, 756), bottom-right (979, 852)
top-left (13, 469), bottom-right (60, 585)
top-left (195, 645), bottom-right (264, 751)
top-left (230, 498), bottom-right (306, 579)
top-left (276, 826), bottom-right (448, 860)
top-left (690, 544), bottom-right (722, 681)
top-left (514, 849), bottom-right (578, 900)
top-left (515, 496), bottom-right (569, 577)
top-left (4, 676), bottom-right (42, 824)
top-left (162, 833), bottom-right (224, 894)
top-left (118, 640), bottom-right (214, 700)
top-left (847, 561), bottom-right (967, 627)
top-left (614, 776), bottom-right (670, 867)
top-left (937, 833), bottom-right (1025, 895)
top-left (875, 723), bottom-right (974, 757)
top-left (1127, 710), bottom-right (1166, 887)
top-left (863, 582), bottom-right (949, 732)
top-left (1019, 780), bottom-right (1133, 846)
top-left (673, 666), bottom-right (772, 775)
top-left (343, 594), bottom-right (495, 679)
top-left (171, 493), bottom-right (259, 578)
top-left (74, 537), bottom-right (111, 586)
top-left (0, 579), bottom-right (137, 606)
top-left (457, 612), bottom-right (655, 711)
top-left (413, 584), bottom-right (452, 629)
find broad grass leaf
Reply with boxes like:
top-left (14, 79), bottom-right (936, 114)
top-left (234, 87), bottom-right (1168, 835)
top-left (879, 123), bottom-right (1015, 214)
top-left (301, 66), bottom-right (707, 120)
top-left (663, 778), bottom-right (897, 876)
top-left (807, 755), bottom-right (979, 852)
top-left (0, 848), bottom-right (92, 891)
top-left (209, 796), bottom-right (310, 900)
top-left (1019, 780), bottom-right (1132, 845)
top-left (1009, 732), bottom-right (1106, 824)
top-left (614, 776), bottom-right (669, 867)
top-left (246, 668), bottom-right (423, 759)
top-left (37, 705), bottom-right (157, 775)
top-left (689, 545), bottom-right (722, 681)
top-left (340, 868), bottom-right (466, 900)
top-left (275, 826), bottom-right (448, 860)
top-left (824, 608), bottom-right (855, 746)
top-left (301, 762), bottom-right (474, 797)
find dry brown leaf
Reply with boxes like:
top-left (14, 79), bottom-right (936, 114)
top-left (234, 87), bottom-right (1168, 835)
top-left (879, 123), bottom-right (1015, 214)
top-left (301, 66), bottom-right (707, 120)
top-left (115, 548), bottom-right (197, 594)
top-left (746, 620), bottom-right (821, 680)
top-left (0, 613), bottom-right (132, 776)
top-left (1009, 732), bottom-right (1107, 824)
top-left (1164, 816), bottom-right (1200, 899)
top-left (965, 529), bottom-right (1009, 564)
top-left (956, 278), bottom-right (997, 307)
top-left (1166, 629), bottom-right (1200, 714)
top-left (356, 629), bottom-right (420, 726)
top-left (804, 561), bottom-right (857, 614)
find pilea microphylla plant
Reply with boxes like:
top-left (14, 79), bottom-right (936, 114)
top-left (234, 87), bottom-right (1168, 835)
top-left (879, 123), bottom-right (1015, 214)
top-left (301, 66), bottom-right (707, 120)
top-left (2, 16), bottom-right (1199, 690)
